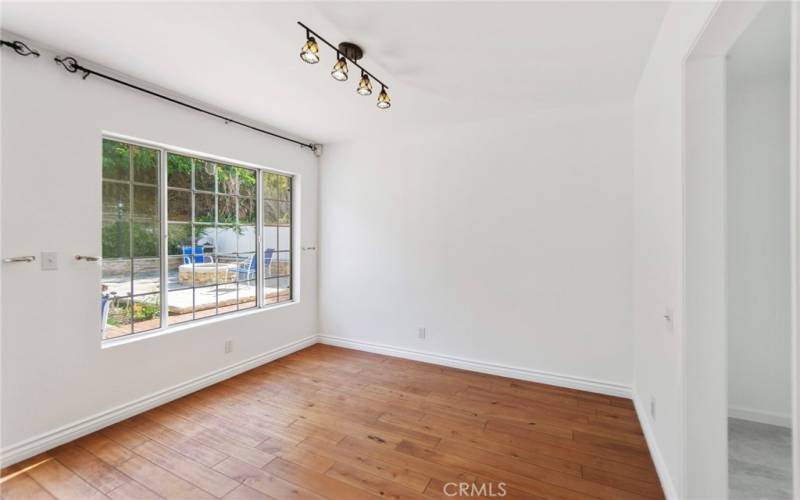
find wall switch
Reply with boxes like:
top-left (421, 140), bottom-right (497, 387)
top-left (650, 396), bottom-right (656, 420)
top-left (224, 339), bottom-right (233, 354)
top-left (41, 252), bottom-right (58, 271)
top-left (418, 327), bottom-right (426, 340)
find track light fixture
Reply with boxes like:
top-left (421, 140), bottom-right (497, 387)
top-left (377, 86), bottom-right (391, 109)
top-left (297, 21), bottom-right (391, 110)
top-left (299, 32), bottom-right (319, 64)
top-left (357, 72), bottom-right (372, 96)
top-left (331, 54), bottom-right (348, 81)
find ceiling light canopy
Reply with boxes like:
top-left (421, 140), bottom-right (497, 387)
top-left (297, 21), bottom-right (391, 110)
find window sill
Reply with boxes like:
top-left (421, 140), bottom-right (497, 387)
top-left (101, 300), bottom-right (299, 350)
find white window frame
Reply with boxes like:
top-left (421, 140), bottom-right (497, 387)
top-left (101, 133), bottom-right (297, 347)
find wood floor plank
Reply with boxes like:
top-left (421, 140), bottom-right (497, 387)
top-left (213, 457), bottom-right (323, 500)
top-left (0, 473), bottom-right (56, 500)
top-left (264, 458), bottom-right (378, 500)
top-left (50, 445), bottom-right (129, 493)
top-left (116, 456), bottom-right (214, 500)
top-left (4, 344), bottom-right (664, 500)
top-left (105, 480), bottom-right (162, 500)
top-left (25, 458), bottom-right (107, 500)
top-left (131, 440), bottom-right (238, 497)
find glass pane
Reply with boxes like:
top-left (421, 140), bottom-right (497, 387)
top-left (264, 278), bottom-right (278, 305)
top-left (214, 226), bottom-right (238, 255)
top-left (167, 223), bottom-right (192, 256)
top-left (133, 185), bottom-right (158, 220)
top-left (277, 276), bottom-right (291, 302)
top-left (102, 259), bottom-right (131, 298)
top-left (262, 226), bottom-right (277, 254)
top-left (194, 285), bottom-right (217, 318)
top-left (194, 225), bottom-right (216, 256)
top-left (235, 253), bottom-right (256, 281)
top-left (194, 193), bottom-right (215, 223)
top-left (278, 226), bottom-right (291, 252)
top-left (238, 226), bottom-right (256, 254)
top-left (104, 296), bottom-right (132, 339)
top-left (102, 181), bottom-right (129, 218)
top-left (133, 293), bottom-right (160, 333)
top-left (102, 220), bottom-right (130, 259)
top-left (102, 139), bottom-right (129, 181)
top-left (167, 189), bottom-right (191, 222)
top-left (217, 164), bottom-right (237, 194)
top-left (264, 247), bottom-right (278, 277)
top-left (238, 280), bottom-right (257, 310)
top-left (238, 197), bottom-right (256, 224)
top-left (218, 195), bottom-right (236, 224)
top-left (133, 258), bottom-right (160, 295)
top-left (263, 172), bottom-right (290, 201)
top-left (237, 168), bottom-right (256, 196)
top-left (167, 255), bottom-right (184, 290)
top-left (276, 251), bottom-right (291, 277)
top-left (132, 223), bottom-right (159, 258)
top-left (216, 255), bottom-right (239, 285)
top-left (168, 289), bottom-right (193, 324)
top-left (167, 153), bottom-right (192, 189)
top-left (264, 199), bottom-right (279, 225)
top-left (132, 146), bottom-right (159, 184)
top-left (195, 160), bottom-right (216, 192)
top-left (277, 201), bottom-right (291, 224)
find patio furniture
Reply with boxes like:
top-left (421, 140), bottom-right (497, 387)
top-left (178, 262), bottom-right (238, 286)
top-left (238, 248), bottom-right (275, 281)
top-left (181, 245), bottom-right (214, 264)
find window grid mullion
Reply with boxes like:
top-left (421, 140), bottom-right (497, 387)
top-left (159, 148), bottom-right (168, 329)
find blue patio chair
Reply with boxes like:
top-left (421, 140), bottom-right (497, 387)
top-left (182, 245), bottom-right (213, 264)
top-left (237, 248), bottom-right (275, 281)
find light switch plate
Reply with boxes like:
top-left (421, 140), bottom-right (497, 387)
top-left (41, 252), bottom-right (58, 271)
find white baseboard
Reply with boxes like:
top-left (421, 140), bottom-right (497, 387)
top-left (318, 335), bottom-right (632, 398)
top-left (729, 405), bottom-right (791, 428)
top-left (632, 392), bottom-right (676, 500)
top-left (0, 335), bottom-right (317, 468)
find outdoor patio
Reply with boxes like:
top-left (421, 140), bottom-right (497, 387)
top-left (101, 259), bottom-right (290, 340)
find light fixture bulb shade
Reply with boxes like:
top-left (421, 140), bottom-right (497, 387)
top-left (377, 87), bottom-right (391, 109)
top-left (300, 37), bottom-right (319, 64)
top-left (331, 57), bottom-right (349, 81)
top-left (357, 74), bottom-right (373, 96)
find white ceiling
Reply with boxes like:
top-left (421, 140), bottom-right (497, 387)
top-left (0, 1), bottom-right (668, 144)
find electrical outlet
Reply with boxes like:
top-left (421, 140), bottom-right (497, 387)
top-left (224, 339), bottom-right (233, 354)
top-left (650, 396), bottom-right (656, 420)
top-left (418, 327), bottom-right (426, 340)
top-left (41, 252), bottom-right (58, 271)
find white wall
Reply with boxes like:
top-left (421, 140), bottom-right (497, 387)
top-left (632, 2), bottom-right (719, 498)
top-left (726, 2), bottom-right (792, 426)
top-left (0, 38), bottom-right (319, 460)
top-left (319, 100), bottom-right (634, 391)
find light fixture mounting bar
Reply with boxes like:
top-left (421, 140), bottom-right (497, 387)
top-left (297, 21), bottom-right (389, 90)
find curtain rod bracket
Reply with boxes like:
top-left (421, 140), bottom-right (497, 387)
top-left (1, 40), bottom-right (40, 57)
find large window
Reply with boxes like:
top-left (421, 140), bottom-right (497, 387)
top-left (101, 138), bottom-right (293, 341)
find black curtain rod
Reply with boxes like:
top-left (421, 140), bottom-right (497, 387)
top-left (53, 55), bottom-right (315, 151)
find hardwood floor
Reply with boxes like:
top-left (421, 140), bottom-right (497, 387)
top-left (0, 344), bottom-right (663, 499)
